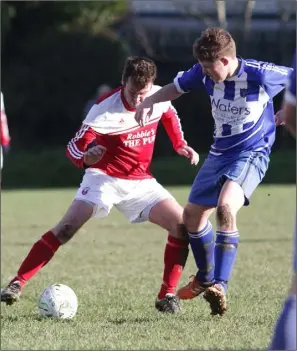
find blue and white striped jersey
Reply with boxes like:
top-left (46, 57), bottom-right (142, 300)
top-left (174, 57), bottom-right (292, 156)
top-left (284, 53), bottom-right (296, 106)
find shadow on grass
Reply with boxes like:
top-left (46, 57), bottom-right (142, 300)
top-left (107, 316), bottom-right (156, 325)
top-left (1, 314), bottom-right (75, 323)
top-left (240, 237), bottom-right (292, 244)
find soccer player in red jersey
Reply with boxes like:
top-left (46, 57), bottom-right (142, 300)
top-left (1, 57), bottom-right (199, 313)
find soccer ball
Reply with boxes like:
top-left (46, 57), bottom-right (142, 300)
top-left (38, 284), bottom-right (78, 319)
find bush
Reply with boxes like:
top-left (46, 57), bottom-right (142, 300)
top-left (2, 149), bottom-right (295, 189)
top-left (2, 29), bottom-right (128, 149)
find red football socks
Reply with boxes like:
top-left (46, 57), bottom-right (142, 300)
top-left (9, 231), bottom-right (61, 287)
top-left (157, 235), bottom-right (189, 299)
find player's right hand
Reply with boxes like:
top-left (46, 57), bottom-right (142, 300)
top-left (135, 99), bottom-right (154, 127)
top-left (274, 109), bottom-right (285, 126)
top-left (83, 145), bottom-right (106, 166)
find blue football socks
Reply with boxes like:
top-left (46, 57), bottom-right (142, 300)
top-left (188, 221), bottom-right (215, 284)
top-left (214, 231), bottom-right (239, 292)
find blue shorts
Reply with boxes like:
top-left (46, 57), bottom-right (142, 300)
top-left (189, 150), bottom-right (270, 207)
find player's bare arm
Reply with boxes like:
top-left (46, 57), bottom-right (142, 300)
top-left (283, 103), bottom-right (296, 137)
top-left (160, 103), bottom-right (199, 166)
top-left (275, 74), bottom-right (296, 136)
top-left (135, 83), bottom-right (182, 127)
top-left (274, 109), bottom-right (285, 127)
top-left (176, 145), bottom-right (199, 166)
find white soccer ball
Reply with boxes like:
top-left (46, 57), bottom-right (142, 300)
top-left (38, 284), bottom-right (78, 319)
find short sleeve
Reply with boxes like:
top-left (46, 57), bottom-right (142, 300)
top-left (173, 63), bottom-right (204, 93)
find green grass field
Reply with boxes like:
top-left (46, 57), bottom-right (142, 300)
top-left (1, 186), bottom-right (295, 350)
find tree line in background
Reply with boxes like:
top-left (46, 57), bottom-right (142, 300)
top-left (1, 0), bottom-right (295, 157)
top-left (1, 1), bottom-right (129, 150)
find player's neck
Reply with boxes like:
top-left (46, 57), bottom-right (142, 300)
top-left (228, 58), bottom-right (240, 78)
top-left (121, 87), bottom-right (136, 112)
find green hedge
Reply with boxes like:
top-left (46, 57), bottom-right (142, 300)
top-left (1, 149), bottom-right (295, 189)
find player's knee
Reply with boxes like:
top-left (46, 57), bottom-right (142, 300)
top-left (173, 223), bottom-right (189, 241)
top-left (55, 223), bottom-right (78, 244)
top-left (216, 204), bottom-right (234, 229)
top-left (182, 206), bottom-right (193, 230)
top-left (183, 206), bottom-right (203, 232)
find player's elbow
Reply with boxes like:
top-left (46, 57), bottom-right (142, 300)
top-left (167, 82), bottom-right (183, 99)
top-left (154, 83), bottom-right (183, 103)
top-left (65, 143), bottom-right (84, 168)
top-left (65, 146), bottom-right (74, 164)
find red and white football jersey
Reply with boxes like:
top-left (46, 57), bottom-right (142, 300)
top-left (66, 85), bottom-right (187, 179)
top-left (0, 92), bottom-right (10, 147)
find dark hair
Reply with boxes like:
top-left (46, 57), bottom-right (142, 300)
top-left (122, 56), bottom-right (157, 88)
top-left (193, 27), bottom-right (236, 62)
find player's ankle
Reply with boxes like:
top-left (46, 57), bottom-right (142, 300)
top-left (157, 285), bottom-right (175, 299)
top-left (9, 276), bottom-right (26, 288)
top-left (214, 280), bottom-right (227, 292)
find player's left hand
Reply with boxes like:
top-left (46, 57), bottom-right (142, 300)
top-left (176, 145), bottom-right (199, 165)
top-left (274, 109), bottom-right (285, 126)
top-left (2, 145), bottom-right (10, 153)
top-left (135, 99), bottom-right (154, 127)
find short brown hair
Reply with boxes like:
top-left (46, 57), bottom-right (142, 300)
top-left (193, 27), bottom-right (236, 62)
top-left (122, 56), bottom-right (157, 89)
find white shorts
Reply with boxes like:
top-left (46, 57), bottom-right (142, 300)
top-left (74, 169), bottom-right (173, 223)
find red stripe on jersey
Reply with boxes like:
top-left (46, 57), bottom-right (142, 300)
top-left (108, 116), bottom-right (160, 135)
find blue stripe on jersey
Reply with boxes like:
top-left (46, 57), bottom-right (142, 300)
top-left (246, 69), bottom-right (260, 101)
top-left (222, 124), bottom-right (232, 136)
top-left (204, 76), bottom-right (214, 96)
top-left (224, 81), bottom-right (235, 100)
top-left (243, 121), bottom-right (254, 130)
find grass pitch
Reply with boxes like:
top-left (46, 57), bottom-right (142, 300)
top-left (1, 185), bottom-right (295, 350)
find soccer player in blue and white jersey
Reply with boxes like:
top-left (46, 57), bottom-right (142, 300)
top-left (270, 53), bottom-right (296, 350)
top-left (135, 27), bottom-right (292, 315)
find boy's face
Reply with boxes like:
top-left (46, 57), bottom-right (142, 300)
top-left (200, 57), bottom-right (230, 83)
top-left (123, 77), bottom-right (153, 108)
